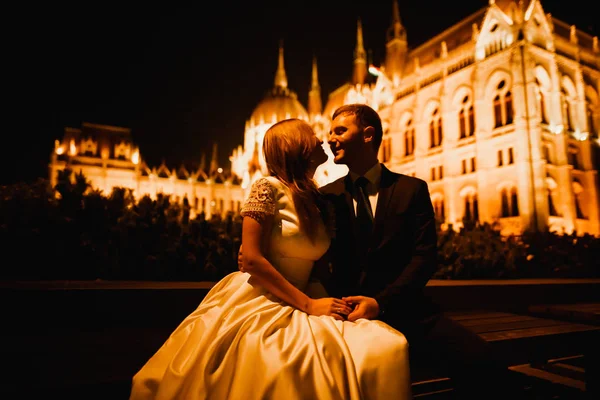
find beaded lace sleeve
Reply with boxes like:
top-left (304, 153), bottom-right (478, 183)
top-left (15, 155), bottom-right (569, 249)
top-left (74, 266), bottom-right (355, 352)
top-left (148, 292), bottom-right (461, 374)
top-left (240, 177), bottom-right (277, 223)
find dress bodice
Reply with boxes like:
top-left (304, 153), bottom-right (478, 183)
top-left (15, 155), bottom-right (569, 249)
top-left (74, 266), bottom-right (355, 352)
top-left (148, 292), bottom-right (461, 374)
top-left (241, 176), bottom-right (331, 291)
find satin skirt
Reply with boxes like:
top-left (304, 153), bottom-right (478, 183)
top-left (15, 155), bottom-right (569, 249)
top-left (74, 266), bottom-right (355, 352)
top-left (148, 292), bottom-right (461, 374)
top-left (130, 272), bottom-right (412, 400)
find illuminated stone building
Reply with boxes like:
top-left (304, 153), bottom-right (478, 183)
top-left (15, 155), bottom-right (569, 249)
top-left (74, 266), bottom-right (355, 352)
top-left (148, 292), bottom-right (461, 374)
top-left (50, 0), bottom-right (600, 235)
top-left (369, 0), bottom-right (600, 235)
top-left (49, 123), bottom-right (245, 219)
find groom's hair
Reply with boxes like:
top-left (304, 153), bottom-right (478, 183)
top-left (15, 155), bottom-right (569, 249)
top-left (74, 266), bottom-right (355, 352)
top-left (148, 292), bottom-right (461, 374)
top-left (331, 104), bottom-right (383, 152)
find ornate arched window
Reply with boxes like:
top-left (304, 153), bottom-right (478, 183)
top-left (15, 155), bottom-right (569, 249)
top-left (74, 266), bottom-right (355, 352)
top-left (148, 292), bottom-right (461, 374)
top-left (568, 145), bottom-right (580, 169)
top-left (586, 97), bottom-right (596, 136)
top-left (429, 107), bottom-right (443, 148)
top-left (464, 193), bottom-right (479, 222)
top-left (493, 80), bottom-right (513, 128)
top-left (573, 180), bottom-right (586, 219)
top-left (535, 78), bottom-right (548, 124)
top-left (501, 189), bottom-right (510, 217)
top-left (459, 95), bottom-right (475, 139)
top-left (500, 187), bottom-right (519, 217)
top-left (510, 188), bottom-right (519, 216)
top-left (547, 189), bottom-right (558, 216)
top-left (382, 137), bottom-right (392, 162)
top-left (561, 87), bottom-right (573, 132)
top-left (404, 119), bottom-right (415, 156)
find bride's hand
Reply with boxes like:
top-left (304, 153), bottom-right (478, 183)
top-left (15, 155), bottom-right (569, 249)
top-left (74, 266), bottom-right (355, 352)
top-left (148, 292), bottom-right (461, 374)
top-left (307, 298), bottom-right (353, 320)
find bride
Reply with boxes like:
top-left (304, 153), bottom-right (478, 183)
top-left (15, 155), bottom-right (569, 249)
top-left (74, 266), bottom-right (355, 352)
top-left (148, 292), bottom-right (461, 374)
top-left (129, 118), bottom-right (412, 400)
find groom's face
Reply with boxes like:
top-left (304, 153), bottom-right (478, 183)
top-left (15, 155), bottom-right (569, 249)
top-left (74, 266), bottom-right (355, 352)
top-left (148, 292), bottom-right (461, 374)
top-left (328, 113), bottom-right (365, 167)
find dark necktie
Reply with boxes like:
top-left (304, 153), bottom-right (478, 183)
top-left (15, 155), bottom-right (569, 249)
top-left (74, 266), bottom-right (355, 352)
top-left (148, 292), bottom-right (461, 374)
top-left (355, 176), bottom-right (374, 242)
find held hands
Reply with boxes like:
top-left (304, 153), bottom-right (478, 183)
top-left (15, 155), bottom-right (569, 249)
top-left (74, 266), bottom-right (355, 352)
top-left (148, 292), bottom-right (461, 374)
top-left (342, 296), bottom-right (380, 322)
top-left (308, 298), bottom-right (353, 321)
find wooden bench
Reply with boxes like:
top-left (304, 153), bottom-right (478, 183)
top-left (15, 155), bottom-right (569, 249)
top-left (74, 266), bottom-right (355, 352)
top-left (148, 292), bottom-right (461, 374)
top-left (529, 303), bottom-right (600, 326)
top-left (411, 310), bottom-right (600, 398)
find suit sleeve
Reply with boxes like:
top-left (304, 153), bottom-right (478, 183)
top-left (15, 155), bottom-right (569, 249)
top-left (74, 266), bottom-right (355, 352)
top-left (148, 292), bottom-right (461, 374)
top-left (374, 180), bottom-right (437, 314)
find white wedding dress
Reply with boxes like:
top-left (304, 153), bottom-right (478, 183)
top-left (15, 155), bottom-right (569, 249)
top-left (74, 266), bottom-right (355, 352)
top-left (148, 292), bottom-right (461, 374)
top-left (130, 176), bottom-right (412, 400)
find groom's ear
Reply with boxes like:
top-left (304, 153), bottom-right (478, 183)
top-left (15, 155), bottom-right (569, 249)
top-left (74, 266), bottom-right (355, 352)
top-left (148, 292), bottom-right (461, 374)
top-left (363, 126), bottom-right (375, 144)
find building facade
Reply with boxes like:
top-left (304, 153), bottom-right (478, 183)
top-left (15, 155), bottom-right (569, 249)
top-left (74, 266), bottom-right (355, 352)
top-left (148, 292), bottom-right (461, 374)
top-left (49, 0), bottom-right (600, 235)
top-left (49, 123), bottom-right (245, 219)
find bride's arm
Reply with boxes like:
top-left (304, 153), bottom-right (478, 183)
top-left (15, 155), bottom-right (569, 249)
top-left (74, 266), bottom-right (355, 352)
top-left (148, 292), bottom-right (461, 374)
top-left (241, 214), bottom-right (312, 312)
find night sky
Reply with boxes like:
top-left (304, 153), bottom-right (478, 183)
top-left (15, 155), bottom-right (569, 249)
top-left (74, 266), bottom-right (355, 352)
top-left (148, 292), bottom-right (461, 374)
top-left (4, 0), bottom-right (595, 185)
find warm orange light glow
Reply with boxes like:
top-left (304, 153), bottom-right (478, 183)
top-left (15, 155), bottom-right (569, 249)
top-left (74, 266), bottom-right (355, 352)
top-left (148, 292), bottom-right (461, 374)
top-left (368, 65), bottom-right (382, 76)
top-left (217, 167), bottom-right (223, 173)
top-left (55, 146), bottom-right (65, 155)
top-left (131, 148), bottom-right (140, 164)
top-left (69, 139), bottom-right (77, 156)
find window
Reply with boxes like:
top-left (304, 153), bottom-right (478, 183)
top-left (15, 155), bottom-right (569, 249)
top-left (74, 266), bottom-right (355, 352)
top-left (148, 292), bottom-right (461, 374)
top-left (459, 95), bottom-right (475, 139)
top-left (575, 195), bottom-right (585, 219)
top-left (429, 107), bottom-right (443, 148)
top-left (433, 198), bottom-right (445, 221)
top-left (498, 150), bottom-right (503, 167)
top-left (561, 87), bottom-right (573, 132)
top-left (543, 144), bottom-right (552, 164)
top-left (500, 187), bottom-right (519, 217)
top-left (501, 189), bottom-right (510, 217)
top-left (587, 99), bottom-right (596, 135)
top-left (536, 79), bottom-right (548, 124)
top-left (381, 136), bottom-right (392, 163)
top-left (404, 119), bottom-right (415, 156)
top-left (568, 147), bottom-right (579, 169)
top-left (462, 157), bottom-right (476, 174)
top-left (464, 194), bottom-right (479, 222)
top-left (548, 189), bottom-right (558, 216)
top-left (508, 148), bottom-right (514, 164)
top-left (510, 188), bottom-right (519, 216)
top-left (493, 80), bottom-right (513, 128)
top-left (431, 167), bottom-right (436, 181)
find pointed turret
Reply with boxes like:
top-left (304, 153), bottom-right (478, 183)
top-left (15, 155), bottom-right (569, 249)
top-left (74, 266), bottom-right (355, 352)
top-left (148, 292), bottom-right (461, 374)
top-left (308, 55), bottom-right (322, 119)
top-left (352, 19), bottom-right (368, 85)
top-left (385, 0), bottom-right (408, 87)
top-left (274, 40), bottom-right (288, 89)
top-left (209, 142), bottom-right (218, 175)
top-left (199, 152), bottom-right (206, 173)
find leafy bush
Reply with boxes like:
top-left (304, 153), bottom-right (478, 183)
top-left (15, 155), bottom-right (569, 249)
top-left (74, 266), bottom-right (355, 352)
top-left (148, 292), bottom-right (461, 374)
top-left (1, 172), bottom-right (598, 281)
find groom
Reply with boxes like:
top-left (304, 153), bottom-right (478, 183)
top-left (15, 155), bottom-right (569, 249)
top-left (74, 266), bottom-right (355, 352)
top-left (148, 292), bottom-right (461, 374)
top-left (315, 103), bottom-right (520, 399)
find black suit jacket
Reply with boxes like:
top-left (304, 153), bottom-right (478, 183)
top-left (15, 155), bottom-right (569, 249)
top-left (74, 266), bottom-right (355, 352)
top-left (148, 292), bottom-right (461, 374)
top-left (317, 165), bottom-right (439, 324)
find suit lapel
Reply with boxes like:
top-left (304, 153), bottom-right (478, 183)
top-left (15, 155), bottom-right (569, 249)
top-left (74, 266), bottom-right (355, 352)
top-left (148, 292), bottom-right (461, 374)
top-left (343, 175), bottom-right (359, 240)
top-left (371, 165), bottom-right (398, 249)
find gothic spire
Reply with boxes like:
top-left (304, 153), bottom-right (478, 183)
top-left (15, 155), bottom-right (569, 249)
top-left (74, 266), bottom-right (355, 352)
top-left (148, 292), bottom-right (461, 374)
top-left (274, 40), bottom-right (288, 89)
top-left (209, 142), bottom-right (218, 175)
top-left (352, 19), bottom-right (367, 85)
top-left (308, 55), bottom-right (322, 117)
top-left (390, 0), bottom-right (405, 40)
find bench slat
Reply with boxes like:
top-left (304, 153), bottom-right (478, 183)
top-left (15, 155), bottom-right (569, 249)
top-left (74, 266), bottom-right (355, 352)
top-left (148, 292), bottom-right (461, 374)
top-left (468, 319), bottom-right (572, 334)
top-left (480, 323), bottom-right (599, 341)
top-left (445, 311), bottom-right (514, 321)
top-left (457, 315), bottom-right (534, 327)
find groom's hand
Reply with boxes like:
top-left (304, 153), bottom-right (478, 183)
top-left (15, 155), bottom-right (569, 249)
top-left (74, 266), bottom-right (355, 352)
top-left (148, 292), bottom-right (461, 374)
top-left (342, 296), bottom-right (380, 322)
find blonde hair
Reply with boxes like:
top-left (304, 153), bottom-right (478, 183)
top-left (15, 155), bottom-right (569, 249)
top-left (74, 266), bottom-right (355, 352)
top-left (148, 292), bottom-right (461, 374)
top-left (263, 118), bottom-right (324, 241)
